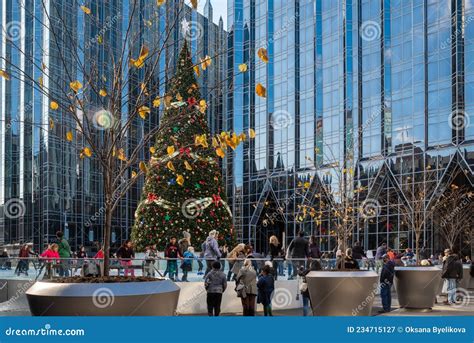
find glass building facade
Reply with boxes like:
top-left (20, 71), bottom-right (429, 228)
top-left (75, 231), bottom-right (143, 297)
top-left (226, 0), bottom-right (474, 256)
top-left (0, 0), bottom-right (226, 251)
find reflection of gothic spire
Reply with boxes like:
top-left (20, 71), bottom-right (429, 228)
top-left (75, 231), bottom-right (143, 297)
top-left (275, 152), bottom-right (285, 170)
top-left (204, 0), bottom-right (213, 23)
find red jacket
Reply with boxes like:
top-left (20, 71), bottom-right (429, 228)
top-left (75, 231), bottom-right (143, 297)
top-left (40, 249), bottom-right (59, 261)
top-left (94, 250), bottom-right (104, 259)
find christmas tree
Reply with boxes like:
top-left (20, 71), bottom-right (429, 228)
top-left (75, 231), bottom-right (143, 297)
top-left (132, 42), bottom-right (234, 251)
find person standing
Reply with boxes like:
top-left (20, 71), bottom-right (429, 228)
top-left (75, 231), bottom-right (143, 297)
top-left (116, 240), bottom-right (135, 277)
top-left (227, 243), bottom-right (246, 281)
top-left (144, 245), bottom-right (157, 277)
top-left (181, 247), bottom-right (195, 282)
top-left (378, 254), bottom-right (395, 313)
top-left (269, 236), bottom-right (283, 280)
top-left (40, 243), bottom-right (60, 279)
top-left (336, 248), bottom-right (360, 270)
top-left (352, 241), bottom-right (366, 268)
top-left (308, 236), bottom-right (321, 259)
top-left (178, 231), bottom-right (191, 280)
top-left (257, 265), bottom-right (275, 316)
top-left (56, 231), bottom-right (72, 277)
top-left (75, 246), bottom-right (88, 275)
top-left (203, 230), bottom-right (221, 276)
top-left (236, 259), bottom-right (258, 316)
top-left (375, 242), bottom-right (387, 273)
top-left (286, 230), bottom-right (309, 279)
top-left (441, 249), bottom-right (463, 305)
top-left (164, 237), bottom-right (181, 281)
top-left (204, 261), bottom-right (227, 316)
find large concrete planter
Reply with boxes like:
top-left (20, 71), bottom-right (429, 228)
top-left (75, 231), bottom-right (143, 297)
top-left (395, 266), bottom-right (441, 310)
top-left (306, 270), bottom-right (378, 316)
top-left (26, 279), bottom-right (180, 316)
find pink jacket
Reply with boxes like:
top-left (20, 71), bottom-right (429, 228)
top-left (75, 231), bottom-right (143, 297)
top-left (40, 249), bottom-right (59, 262)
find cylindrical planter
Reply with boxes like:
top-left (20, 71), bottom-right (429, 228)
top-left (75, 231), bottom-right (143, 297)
top-left (26, 279), bottom-right (180, 316)
top-left (395, 266), bottom-right (441, 310)
top-left (306, 270), bottom-right (379, 316)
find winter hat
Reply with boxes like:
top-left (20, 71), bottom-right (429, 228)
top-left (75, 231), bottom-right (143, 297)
top-left (183, 231), bottom-right (191, 239)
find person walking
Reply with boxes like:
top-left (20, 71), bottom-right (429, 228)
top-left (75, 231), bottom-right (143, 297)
top-left (269, 236), bottom-right (283, 280)
top-left (375, 242), bottom-right (387, 273)
top-left (178, 231), bottom-right (191, 280)
top-left (203, 230), bottom-right (221, 276)
top-left (441, 249), bottom-right (463, 305)
top-left (257, 265), bottom-right (275, 316)
top-left (378, 254), bottom-right (395, 313)
top-left (286, 230), bottom-right (309, 279)
top-left (236, 259), bottom-right (258, 316)
top-left (16, 244), bottom-right (32, 276)
top-left (298, 259), bottom-right (322, 316)
top-left (204, 261), bottom-right (227, 316)
top-left (181, 247), bottom-right (195, 282)
top-left (164, 237), bottom-right (181, 281)
top-left (56, 231), bottom-right (72, 277)
top-left (116, 239), bottom-right (135, 277)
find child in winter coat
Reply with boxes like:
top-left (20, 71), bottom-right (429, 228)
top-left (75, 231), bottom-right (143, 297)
top-left (180, 247), bottom-right (195, 282)
top-left (40, 244), bottom-right (60, 279)
top-left (165, 237), bottom-right (181, 281)
top-left (144, 245), bottom-right (157, 277)
top-left (204, 261), bottom-right (227, 316)
top-left (257, 264), bottom-right (275, 316)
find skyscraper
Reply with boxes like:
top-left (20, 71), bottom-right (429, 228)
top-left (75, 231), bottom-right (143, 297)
top-left (226, 0), bottom-right (474, 255)
top-left (0, 0), bottom-right (226, 250)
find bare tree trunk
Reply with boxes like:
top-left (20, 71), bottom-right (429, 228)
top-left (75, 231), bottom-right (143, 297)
top-left (103, 203), bottom-right (112, 276)
top-left (415, 232), bottom-right (420, 264)
top-left (102, 170), bottom-right (112, 277)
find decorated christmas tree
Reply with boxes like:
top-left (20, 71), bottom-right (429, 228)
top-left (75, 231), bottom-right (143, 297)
top-left (132, 42), bottom-right (234, 251)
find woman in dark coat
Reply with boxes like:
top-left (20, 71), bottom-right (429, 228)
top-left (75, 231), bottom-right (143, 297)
top-left (257, 265), bottom-right (275, 316)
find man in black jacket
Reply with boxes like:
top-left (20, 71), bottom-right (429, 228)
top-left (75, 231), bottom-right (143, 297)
top-left (441, 249), bottom-right (463, 305)
top-left (287, 230), bottom-right (309, 279)
top-left (379, 254), bottom-right (395, 313)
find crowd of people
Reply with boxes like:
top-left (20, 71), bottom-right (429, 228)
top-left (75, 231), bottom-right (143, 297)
top-left (4, 229), bottom-right (472, 316)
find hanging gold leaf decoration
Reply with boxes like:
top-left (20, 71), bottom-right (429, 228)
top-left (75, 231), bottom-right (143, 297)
top-left (70, 80), bottom-right (83, 93)
top-left (0, 70), bottom-right (10, 80)
top-left (238, 63), bottom-right (248, 72)
top-left (249, 128), bottom-right (256, 138)
top-left (139, 161), bottom-right (147, 173)
top-left (130, 45), bottom-right (149, 68)
top-left (138, 106), bottom-right (151, 119)
top-left (153, 97), bottom-right (161, 108)
top-left (83, 147), bottom-right (92, 157)
top-left (80, 5), bottom-right (91, 15)
top-left (255, 83), bottom-right (266, 97)
top-left (50, 101), bottom-right (59, 110)
top-left (176, 174), bottom-right (185, 186)
top-left (66, 131), bottom-right (73, 142)
top-left (216, 147), bottom-right (225, 158)
top-left (257, 47), bottom-right (269, 63)
top-left (99, 89), bottom-right (107, 97)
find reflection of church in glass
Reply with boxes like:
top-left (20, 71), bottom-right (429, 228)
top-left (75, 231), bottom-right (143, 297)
top-left (225, 0), bottom-right (474, 256)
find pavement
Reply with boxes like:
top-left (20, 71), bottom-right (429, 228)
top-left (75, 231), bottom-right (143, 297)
top-left (2, 290), bottom-right (473, 317)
